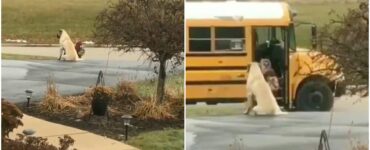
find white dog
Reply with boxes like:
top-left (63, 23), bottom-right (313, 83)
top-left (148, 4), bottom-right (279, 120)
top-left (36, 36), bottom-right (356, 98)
top-left (57, 29), bottom-right (80, 61)
top-left (244, 62), bottom-right (287, 115)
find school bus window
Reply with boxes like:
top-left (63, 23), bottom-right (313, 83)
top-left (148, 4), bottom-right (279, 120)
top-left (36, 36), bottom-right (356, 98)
top-left (215, 27), bottom-right (245, 51)
top-left (189, 27), bottom-right (211, 52)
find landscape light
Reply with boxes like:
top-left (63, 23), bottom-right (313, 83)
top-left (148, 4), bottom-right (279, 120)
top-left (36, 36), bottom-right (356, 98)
top-left (121, 115), bottom-right (133, 141)
top-left (25, 89), bottom-right (33, 107)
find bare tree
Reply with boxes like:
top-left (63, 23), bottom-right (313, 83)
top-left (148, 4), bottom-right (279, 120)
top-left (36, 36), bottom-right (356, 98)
top-left (317, 2), bottom-right (368, 94)
top-left (94, 0), bottom-right (184, 102)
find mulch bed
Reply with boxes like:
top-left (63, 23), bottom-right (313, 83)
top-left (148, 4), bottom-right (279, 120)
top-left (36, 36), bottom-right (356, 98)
top-left (17, 102), bottom-right (184, 142)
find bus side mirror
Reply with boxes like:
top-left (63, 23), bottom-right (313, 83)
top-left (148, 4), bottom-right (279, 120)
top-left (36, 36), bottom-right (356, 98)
top-left (311, 25), bottom-right (317, 49)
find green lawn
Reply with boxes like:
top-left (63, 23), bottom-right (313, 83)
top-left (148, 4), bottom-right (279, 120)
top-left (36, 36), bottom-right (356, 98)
top-left (135, 73), bottom-right (184, 98)
top-left (2, 53), bottom-right (56, 60)
top-left (291, 2), bottom-right (357, 48)
top-left (127, 129), bottom-right (184, 150)
top-left (2, 0), bottom-right (358, 45)
top-left (2, 0), bottom-right (115, 44)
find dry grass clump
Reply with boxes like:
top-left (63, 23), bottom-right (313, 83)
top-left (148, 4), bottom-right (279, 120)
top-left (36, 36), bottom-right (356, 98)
top-left (113, 81), bottom-right (142, 113)
top-left (133, 96), bottom-right (175, 120)
top-left (126, 81), bottom-right (183, 120)
top-left (349, 136), bottom-right (368, 150)
top-left (41, 76), bottom-right (75, 112)
top-left (64, 95), bottom-right (90, 107)
top-left (40, 77), bottom-right (183, 120)
top-left (351, 142), bottom-right (368, 150)
top-left (115, 81), bottom-right (141, 104)
top-left (165, 89), bottom-right (184, 119)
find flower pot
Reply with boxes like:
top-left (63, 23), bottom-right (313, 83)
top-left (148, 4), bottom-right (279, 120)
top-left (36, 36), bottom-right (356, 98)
top-left (91, 98), bottom-right (108, 116)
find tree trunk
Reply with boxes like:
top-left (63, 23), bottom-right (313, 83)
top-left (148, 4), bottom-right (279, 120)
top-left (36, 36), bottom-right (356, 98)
top-left (156, 59), bottom-right (166, 103)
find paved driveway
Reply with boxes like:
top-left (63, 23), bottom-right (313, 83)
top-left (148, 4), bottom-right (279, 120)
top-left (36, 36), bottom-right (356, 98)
top-left (2, 46), bottom-right (183, 103)
top-left (186, 96), bottom-right (368, 150)
top-left (2, 59), bottom-right (156, 103)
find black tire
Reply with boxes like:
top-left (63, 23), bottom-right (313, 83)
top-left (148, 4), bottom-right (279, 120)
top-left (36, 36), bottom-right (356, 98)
top-left (296, 80), bottom-right (334, 111)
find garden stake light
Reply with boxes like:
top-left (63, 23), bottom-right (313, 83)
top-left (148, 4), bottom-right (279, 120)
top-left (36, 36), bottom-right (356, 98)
top-left (25, 89), bottom-right (33, 107)
top-left (121, 115), bottom-right (132, 141)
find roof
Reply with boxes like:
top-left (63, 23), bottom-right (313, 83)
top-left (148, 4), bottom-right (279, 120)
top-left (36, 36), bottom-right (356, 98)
top-left (186, 1), bottom-right (291, 24)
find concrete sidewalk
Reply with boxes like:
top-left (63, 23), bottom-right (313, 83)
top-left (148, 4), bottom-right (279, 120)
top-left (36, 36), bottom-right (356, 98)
top-left (10, 114), bottom-right (138, 150)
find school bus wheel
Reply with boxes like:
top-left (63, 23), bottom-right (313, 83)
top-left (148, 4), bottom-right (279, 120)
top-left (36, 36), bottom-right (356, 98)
top-left (296, 80), bottom-right (334, 111)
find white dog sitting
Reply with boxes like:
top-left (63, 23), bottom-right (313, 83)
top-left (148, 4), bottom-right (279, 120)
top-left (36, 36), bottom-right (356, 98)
top-left (244, 62), bottom-right (287, 115)
top-left (57, 29), bottom-right (80, 61)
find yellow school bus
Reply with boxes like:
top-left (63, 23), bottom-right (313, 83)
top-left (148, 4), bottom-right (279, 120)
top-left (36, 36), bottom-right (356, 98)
top-left (185, 1), bottom-right (345, 111)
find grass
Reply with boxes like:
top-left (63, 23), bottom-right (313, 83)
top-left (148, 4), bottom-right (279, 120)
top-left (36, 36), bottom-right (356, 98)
top-left (2, 0), bottom-right (115, 44)
top-left (186, 104), bottom-right (243, 118)
top-left (135, 73), bottom-right (184, 98)
top-left (133, 73), bottom-right (184, 120)
top-left (2, 0), bottom-right (358, 45)
top-left (291, 2), bottom-right (357, 48)
top-left (2, 53), bottom-right (56, 60)
top-left (127, 129), bottom-right (184, 150)
top-left (133, 96), bottom-right (175, 120)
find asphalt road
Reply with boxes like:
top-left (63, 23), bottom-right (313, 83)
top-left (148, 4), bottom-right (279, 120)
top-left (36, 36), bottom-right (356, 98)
top-left (186, 96), bottom-right (369, 150)
top-left (2, 46), bottom-right (183, 103)
top-left (2, 46), bottom-right (145, 61)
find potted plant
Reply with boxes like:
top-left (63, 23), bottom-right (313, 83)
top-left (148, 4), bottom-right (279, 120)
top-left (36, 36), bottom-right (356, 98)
top-left (91, 86), bottom-right (113, 116)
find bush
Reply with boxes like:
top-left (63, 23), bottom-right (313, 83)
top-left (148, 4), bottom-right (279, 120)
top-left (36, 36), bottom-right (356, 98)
top-left (3, 134), bottom-right (75, 150)
top-left (318, 2), bottom-right (368, 94)
top-left (2, 100), bottom-right (75, 150)
top-left (2, 101), bottom-right (23, 138)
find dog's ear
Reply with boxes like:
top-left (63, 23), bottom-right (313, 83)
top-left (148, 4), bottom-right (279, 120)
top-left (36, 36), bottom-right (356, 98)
top-left (57, 29), bottom-right (63, 39)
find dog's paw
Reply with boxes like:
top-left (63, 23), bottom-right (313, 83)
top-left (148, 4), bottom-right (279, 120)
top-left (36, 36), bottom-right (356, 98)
top-left (243, 109), bottom-right (249, 115)
top-left (274, 111), bottom-right (288, 115)
top-left (248, 110), bottom-right (257, 116)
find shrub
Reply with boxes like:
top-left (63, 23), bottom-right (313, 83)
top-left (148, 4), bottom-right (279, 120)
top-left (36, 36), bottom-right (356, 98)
top-left (3, 134), bottom-right (75, 150)
top-left (2, 101), bottom-right (23, 138)
top-left (318, 2), bottom-right (368, 94)
top-left (2, 100), bottom-right (75, 150)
